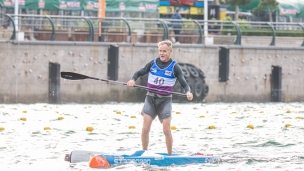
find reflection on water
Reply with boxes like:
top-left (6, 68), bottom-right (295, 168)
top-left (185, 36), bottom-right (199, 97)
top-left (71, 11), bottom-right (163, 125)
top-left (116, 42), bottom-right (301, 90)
top-left (0, 102), bottom-right (303, 171)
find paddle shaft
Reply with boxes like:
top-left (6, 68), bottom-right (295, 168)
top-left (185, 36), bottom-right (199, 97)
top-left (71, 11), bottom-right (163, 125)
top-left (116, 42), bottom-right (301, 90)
top-left (61, 72), bottom-right (186, 97)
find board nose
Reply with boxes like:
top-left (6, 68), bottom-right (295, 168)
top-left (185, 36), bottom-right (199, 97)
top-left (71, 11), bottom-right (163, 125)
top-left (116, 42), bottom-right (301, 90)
top-left (89, 155), bottom-right (111, 168)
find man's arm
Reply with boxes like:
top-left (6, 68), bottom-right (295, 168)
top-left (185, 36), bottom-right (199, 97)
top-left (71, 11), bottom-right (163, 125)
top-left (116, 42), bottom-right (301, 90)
top-left (174, 64), bottom-right (190, 92)
top-left (174, 63), bottom-right (193, 101)
top-left (131, 60), bottom-right (154, 81)
top-left (127, 60), bottom-right (153, 87)
top-left (178, 14), bottom-right (182, 19)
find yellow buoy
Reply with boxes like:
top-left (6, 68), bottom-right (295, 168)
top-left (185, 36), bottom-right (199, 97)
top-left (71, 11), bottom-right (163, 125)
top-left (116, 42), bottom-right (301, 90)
top-left (44, 127), bottom-right (51, 130)
top-left (286, 110), bottom-right (291, 113)
top-left (171, 126), bottom-right (177, 130)
top-left (208, 125), bottom-right (216, 129)
top-left (260, 111), bottom-right (264, 113)
top-left (55, 111), bottom-right (59, 114)
top-left (296, 116), bottom-right (302, 119)
top-left (116, 111), bottom-right (121, 114)
top-left (231, 112), bottom-right (237, 114)
top-left (176, 112), bottom-right (181, 114)
top-left (129, 126), bottom-right (136, 129)
top-left (285, 123), bottom-right (292, 127)
top-left (58, 116), bottom-right (64, 120)
top-left (247, 124), bottom-right (254, 129)
top-left (0, 127), bottom-right (5, 131)
top-left (86, 126), bottom-right (94, 132)
top-left (20, 117), bottom-right (27, 121)
top-left (22, 110), bottom-right (27, 113)
top-left (130, 116), bottom-right (136, 118)
top-left (199, 115), bottom-right (205, 118)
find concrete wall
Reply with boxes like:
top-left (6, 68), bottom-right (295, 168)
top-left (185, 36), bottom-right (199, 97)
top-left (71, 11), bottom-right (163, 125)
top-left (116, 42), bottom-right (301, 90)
top-left (226, 47), bottom-right (303, 102)
top-left (0, 41), bottom-right (303, 103)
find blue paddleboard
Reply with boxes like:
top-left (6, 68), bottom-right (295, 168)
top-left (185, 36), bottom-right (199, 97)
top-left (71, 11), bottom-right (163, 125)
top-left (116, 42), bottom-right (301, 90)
top-left (84, 150), bottom-right (220, 168)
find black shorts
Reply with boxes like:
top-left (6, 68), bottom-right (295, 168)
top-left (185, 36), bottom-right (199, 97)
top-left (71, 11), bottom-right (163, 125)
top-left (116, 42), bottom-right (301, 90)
top-left (142, 95), bottom-right (172, 123)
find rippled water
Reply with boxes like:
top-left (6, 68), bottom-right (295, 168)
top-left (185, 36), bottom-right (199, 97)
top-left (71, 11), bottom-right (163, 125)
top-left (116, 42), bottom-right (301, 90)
top-left (0, 102), bottom-right (303, 171)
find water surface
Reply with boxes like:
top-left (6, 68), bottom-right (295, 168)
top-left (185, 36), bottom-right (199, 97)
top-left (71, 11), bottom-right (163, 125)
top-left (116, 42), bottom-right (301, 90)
top-left (0, 102), bottom-right (303, 170)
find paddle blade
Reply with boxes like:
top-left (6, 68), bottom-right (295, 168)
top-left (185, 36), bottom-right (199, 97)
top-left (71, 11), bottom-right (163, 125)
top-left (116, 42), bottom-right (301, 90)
top-left (89, 155), bottom-right (110, 168)
top-left (61, 72), bottom-right (89, 80)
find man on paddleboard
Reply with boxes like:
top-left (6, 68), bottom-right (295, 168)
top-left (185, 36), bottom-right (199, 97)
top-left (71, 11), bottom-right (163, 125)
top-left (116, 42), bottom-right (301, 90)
top-left (127, 39), bottom-right (193, 156)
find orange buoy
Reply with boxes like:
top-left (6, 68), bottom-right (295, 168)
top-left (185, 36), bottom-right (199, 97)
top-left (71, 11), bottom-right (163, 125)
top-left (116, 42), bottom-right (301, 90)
top-left (285, 123), bottom-right (292, 127)
top-left (247, 124), bottom-right (254, 129)
top-left (20, 117), bottom-right (27, 121)
top-left (86, 126), bottom-right (94, 132)
top-left (89, 155), bottom-right (110, 168)
top-left (44, 127), bottom-right (51, 130)
top-left (208, 125), bottom-right (216, 129)
top-left (129, 126), bottom-right (136, 129)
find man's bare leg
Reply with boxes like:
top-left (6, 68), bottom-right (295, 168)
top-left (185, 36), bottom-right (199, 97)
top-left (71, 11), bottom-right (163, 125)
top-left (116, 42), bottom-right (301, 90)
top-left (141, 114), bottom-right (153, 150)
top-left (162, 117), bottom-right (172, 156)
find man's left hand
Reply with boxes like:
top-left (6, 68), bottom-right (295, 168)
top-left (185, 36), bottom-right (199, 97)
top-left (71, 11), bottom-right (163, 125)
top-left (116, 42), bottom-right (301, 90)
top-left (186, 91), bottom-right (193, 101)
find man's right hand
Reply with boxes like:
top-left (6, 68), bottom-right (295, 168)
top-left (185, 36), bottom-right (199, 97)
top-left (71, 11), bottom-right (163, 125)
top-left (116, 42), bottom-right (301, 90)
top-left (127, 80), bottom-right (135, 87)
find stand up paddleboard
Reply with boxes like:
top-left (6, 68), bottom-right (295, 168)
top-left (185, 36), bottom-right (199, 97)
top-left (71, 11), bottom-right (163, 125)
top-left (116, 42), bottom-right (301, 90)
top-left (65, 150), bottom-right (220, 168)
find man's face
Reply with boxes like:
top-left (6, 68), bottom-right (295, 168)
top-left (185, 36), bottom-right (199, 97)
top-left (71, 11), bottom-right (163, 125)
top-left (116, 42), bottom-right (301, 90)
top-left (158, 44), bottom-right (172, 62)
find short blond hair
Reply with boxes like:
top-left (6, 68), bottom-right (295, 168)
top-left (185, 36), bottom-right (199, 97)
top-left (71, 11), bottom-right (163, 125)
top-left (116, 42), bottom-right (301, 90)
top-left (157, 39), bottom-right (172, 49)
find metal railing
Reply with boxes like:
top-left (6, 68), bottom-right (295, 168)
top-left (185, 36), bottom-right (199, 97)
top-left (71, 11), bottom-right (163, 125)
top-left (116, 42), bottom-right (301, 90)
top-left (1, 14), bottom-right (304, 47)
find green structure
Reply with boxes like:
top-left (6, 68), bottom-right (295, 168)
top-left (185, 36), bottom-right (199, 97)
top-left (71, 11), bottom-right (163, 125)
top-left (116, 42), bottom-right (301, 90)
top-left (0, 0), bottom-right (158, 12)
top-left (277, 0), bottom-right (304, 18)
top-left (228, 0), bottom-right (304, 18)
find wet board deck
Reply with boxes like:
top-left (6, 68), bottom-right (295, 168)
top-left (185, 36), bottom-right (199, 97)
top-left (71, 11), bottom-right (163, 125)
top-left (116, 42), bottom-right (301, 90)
top-left (65, 150), bottom-right (221, 168)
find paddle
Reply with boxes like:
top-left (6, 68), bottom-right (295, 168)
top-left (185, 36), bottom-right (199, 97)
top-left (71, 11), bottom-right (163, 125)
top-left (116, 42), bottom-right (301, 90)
top-left (61, 72), bottom-right (186, 96)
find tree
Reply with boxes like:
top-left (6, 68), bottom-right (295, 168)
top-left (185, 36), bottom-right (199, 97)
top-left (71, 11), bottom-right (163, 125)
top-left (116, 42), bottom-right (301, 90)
top-left (254, 0), bottom-right (279, 22)
top-left (222, 0), bottom-right (251, 21)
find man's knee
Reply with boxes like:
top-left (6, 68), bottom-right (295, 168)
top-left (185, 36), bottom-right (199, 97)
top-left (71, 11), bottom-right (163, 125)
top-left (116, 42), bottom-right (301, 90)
top-left (142, 126), bottom-right (150, 134)
top-left (162, 118), bottom-right (172, 136)
top-left (163, 127), bottom-right (172, 137)
top-left (142, 114), bottom-right (153, 134)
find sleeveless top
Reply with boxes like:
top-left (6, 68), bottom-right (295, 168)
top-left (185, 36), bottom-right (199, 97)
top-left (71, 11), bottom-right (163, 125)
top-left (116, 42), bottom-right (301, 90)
top-left (147, 59), bottom-right (177, 95)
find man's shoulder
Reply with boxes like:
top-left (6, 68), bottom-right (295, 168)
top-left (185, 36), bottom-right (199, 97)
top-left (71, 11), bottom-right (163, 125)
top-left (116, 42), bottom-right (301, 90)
top-left (147, 59), bottom-right (155, 65)
top-left (171, 13), bottom-right (181, 19)
top-left (173, 61), bottom-right (180, 68)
